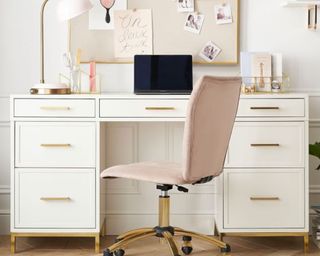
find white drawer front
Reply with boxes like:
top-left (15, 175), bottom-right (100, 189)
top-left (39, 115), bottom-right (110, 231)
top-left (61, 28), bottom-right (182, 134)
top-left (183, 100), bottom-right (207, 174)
top-left (100, 99), bottom-right (188, 118)
top-left (15, 122), bottom-right (96, 168)
top-left (14, 169), bottom-right (96, 229)
top-left (226, 122), bottom-right (304, 168)
top-left (14, 99), bottom-right (95, 117)
top-left (223, 169), bottom-right (305, 229)
top-left (237, 99), bottom-right (305, 117)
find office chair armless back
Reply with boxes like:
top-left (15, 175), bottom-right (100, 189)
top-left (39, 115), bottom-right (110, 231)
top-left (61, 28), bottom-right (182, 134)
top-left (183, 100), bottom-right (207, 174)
top-left (182, 76), bottom-right (241, 183)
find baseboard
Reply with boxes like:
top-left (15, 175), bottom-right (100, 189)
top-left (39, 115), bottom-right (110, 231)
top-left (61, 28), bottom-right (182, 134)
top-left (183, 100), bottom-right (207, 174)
top-left (0, 214), bottom-right (10, 235)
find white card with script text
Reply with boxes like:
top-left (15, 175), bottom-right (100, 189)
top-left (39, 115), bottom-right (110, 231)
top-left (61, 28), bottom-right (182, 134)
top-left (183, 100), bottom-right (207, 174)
top-left (114, 9), bottom-right (153, 58)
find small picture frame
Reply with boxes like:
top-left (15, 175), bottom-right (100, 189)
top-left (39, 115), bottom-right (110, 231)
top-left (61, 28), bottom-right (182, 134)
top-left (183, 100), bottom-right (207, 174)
top-left (199, 41), bottom-right (222, 62)
top-left (177, 0), bottom-right (194, 13)
top-left (184, 13), bottom-right (205, 34)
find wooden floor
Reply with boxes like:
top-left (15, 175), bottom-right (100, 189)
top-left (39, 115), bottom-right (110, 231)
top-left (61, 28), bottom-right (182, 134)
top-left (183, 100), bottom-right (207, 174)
top-left (0, 235), bottom-right (319, 256)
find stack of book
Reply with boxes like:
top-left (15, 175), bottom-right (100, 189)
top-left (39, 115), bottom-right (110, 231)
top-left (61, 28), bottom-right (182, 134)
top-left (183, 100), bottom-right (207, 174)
top-left (311, 205), bottom-right (320, 248)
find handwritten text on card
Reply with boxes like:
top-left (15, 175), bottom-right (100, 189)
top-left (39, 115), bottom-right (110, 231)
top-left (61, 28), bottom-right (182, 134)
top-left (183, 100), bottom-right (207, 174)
top-left (114, 9), bottom-right (153, 58)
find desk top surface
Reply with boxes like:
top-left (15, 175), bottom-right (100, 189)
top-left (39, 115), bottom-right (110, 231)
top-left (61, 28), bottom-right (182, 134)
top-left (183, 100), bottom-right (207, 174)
top-left (11, 92), bottom-right (309, 99)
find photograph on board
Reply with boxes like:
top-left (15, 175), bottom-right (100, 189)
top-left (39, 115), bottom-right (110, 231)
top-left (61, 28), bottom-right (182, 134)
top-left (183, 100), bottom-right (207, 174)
top-left (199, 41), bottom-right (222, 62)
top-left (177, 0), bottom-right (194, 13)
top-left (184, 13), bottom-right (205, 34)
top-left (215, 3), bottom-right (233, 25)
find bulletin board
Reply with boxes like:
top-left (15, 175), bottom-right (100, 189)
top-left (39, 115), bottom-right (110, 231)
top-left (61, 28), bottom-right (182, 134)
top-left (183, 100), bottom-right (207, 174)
top-left (70, 0), bottom-right (240, 65)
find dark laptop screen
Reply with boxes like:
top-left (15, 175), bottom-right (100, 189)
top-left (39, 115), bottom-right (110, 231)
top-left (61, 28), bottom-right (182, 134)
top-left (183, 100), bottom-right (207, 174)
top-left (134, 55), bottom-right (193, 94)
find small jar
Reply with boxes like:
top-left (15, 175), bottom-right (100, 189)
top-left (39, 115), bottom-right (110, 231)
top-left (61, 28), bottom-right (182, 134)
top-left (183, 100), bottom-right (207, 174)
top-left (271, 80), bottom-right (281, 93)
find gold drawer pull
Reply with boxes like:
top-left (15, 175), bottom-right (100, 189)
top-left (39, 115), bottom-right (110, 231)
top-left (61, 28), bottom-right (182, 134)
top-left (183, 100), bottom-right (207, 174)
top-left (40, 197), bottom-right (71, 201)
top-left (251, 144), bottom-right (280, 147)
top-left (40, 106), bottom-right (71, 111)
top-left (145, 107), bottom-right (175, 110)
top-left (250, 107), bottom-right (280, 110)
top-left (250, 196), bottom-right (280, 201)
top-left (40, 144), bottom-right (71, 147)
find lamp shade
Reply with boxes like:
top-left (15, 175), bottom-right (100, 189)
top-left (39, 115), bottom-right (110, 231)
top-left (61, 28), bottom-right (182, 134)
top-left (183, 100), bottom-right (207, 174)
top-left (57, 0), bottom-right (93, 21)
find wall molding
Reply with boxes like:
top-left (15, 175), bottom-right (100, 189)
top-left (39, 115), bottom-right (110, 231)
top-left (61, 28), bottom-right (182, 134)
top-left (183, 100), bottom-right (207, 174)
top-left (0, 185), bottom-right (10, 194)
top-left (0, 210), bottom-right (10, 216)
top-left (310, 185), bottom-right (320, 194)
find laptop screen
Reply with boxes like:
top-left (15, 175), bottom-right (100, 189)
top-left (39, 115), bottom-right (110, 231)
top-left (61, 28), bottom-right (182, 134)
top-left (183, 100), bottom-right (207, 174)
top-left (134, 55), bottom-right (193, 94)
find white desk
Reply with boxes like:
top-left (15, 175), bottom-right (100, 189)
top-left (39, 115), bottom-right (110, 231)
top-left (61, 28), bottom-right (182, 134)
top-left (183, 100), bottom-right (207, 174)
top-left (10, 93), bottom-right (309, 253)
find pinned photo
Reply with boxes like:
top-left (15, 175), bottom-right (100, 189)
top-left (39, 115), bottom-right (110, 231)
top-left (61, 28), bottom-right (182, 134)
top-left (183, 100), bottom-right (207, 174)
top-left (215, 4), bottom-right (233, 25)
top-left (199, 41), bottom-right (221, 62)
top-left (177, 0), bottom-right (194, 13)
top-left (184, 13), bottom-right (204, 34)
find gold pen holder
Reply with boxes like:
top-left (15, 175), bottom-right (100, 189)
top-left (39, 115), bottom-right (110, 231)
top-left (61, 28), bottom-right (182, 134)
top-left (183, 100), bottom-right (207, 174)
top-left (241, 74), bottom-right (290, 94)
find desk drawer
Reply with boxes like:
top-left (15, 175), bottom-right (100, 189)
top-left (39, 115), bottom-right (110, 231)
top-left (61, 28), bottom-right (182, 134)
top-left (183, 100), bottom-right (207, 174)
top-left (223, 169), bottom-right (305, 229)
top-left (237, 99), bottom-right (305, 117)
top-left (225, 122), bottom-right (304, 168)
top-left (14, 169), bottom-right (96, 229)
top-left (14, 99), bottom-right (95, 118)
top-left (15, 122), bottom-right (96, 168)
top-left (100, 99), bottom-right (188, 118)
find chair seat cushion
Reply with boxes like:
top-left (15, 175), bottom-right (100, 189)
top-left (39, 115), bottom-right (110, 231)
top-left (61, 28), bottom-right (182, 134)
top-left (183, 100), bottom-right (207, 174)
top-left (101, 162), bottom-right (188, 185)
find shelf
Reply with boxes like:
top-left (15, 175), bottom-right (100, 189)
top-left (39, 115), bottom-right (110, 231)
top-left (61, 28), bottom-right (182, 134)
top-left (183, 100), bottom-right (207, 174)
top-left (282, 0), bottom-right (320, 7)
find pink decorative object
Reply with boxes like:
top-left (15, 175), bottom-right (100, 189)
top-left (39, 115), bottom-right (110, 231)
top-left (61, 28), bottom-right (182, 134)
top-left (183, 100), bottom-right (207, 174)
top-left (100, 0), bottom-right (116, 23)
top-left (90, 61), bottom-right (96, 93)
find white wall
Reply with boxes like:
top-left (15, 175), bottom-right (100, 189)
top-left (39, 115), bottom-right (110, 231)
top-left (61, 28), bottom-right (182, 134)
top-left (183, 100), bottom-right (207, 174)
top-left (244, 0), bottom-right (320, 91)
top-left (1, 0), bottom-right (320, 234)
top-left (0, 0), bottom-right (68, 95)
top-left (0, 0), bottom-right (67, 234)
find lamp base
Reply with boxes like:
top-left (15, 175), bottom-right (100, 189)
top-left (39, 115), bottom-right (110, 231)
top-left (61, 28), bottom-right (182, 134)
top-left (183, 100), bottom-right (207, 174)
top-left (30, 83), bottom-right (71, 95)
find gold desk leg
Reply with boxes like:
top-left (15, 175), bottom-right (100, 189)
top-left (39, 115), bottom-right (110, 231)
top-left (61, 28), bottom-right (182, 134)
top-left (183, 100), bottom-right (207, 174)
top-left (304, 233), bottom-right (309, 253)
top-left (95, 234), bottom-right (100, 254)
top-left (10, 234), bottom-right (16, 254)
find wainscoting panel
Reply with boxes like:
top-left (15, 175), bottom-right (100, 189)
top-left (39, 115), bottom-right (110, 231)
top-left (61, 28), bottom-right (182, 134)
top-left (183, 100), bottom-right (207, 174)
top-left (105, 214), bottom-right (216, 235)
top-left (0, 97), bottom-right (10, 122)
top-left (0, 97), bottom-right (10, 234)
top-left (0, 124), bottom-right (10, 187)
top-left (104, 123), bottom-right (139, 194)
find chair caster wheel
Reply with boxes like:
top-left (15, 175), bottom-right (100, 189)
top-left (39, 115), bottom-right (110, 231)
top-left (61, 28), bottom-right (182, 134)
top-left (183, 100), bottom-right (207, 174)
top-left (114, 249), bottom-right (125, 256)
top-left (103, 249), bottom-right (113, 256)
top-left (182, 236), bottom-right (192, 242)
top-left (181, 246), bottom-right (193, 255)
top-left (220, 244), bottom-right (231, 253)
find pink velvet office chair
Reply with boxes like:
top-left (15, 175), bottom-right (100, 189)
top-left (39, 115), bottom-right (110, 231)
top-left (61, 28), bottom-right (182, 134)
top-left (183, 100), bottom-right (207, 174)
top-left (101, 76), bottom-right (241, 256)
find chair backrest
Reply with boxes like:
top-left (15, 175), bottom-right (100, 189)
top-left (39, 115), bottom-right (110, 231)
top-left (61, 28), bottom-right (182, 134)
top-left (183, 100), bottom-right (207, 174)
top-left (182, 76), bottom-right (241, 183)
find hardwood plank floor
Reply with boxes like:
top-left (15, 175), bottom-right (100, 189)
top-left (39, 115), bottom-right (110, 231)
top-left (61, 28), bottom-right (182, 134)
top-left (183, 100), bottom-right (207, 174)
top-left (0, 235), bottom-right (319, 256)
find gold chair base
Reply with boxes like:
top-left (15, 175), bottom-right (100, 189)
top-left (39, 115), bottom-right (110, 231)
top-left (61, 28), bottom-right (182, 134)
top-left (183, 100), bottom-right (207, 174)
top-left (104, 227), bottom-right (229, 256)
top-left (104, 192), bottom-right (229, 256)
